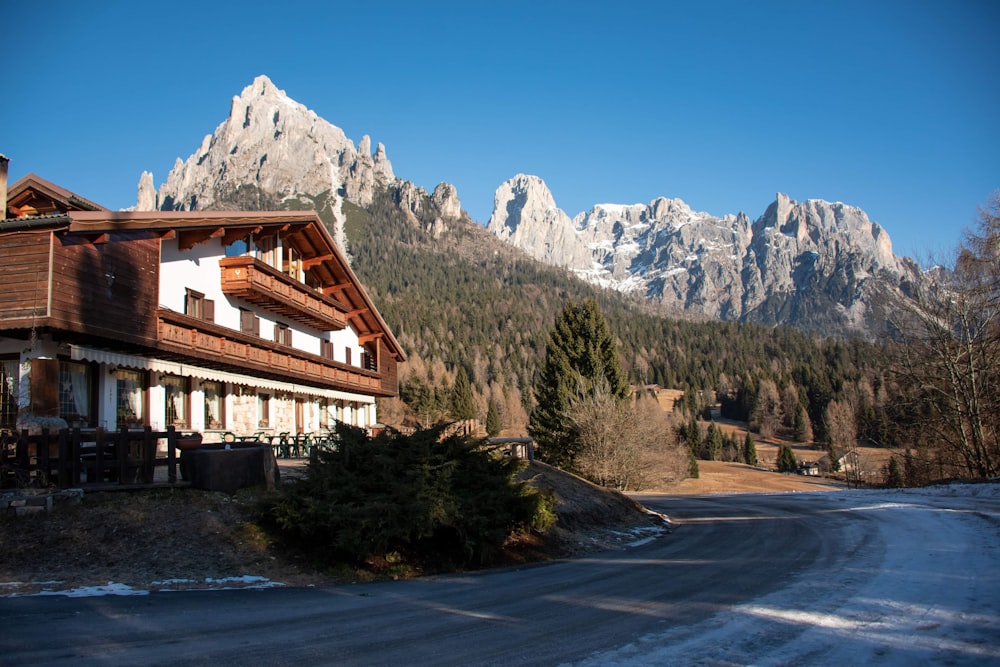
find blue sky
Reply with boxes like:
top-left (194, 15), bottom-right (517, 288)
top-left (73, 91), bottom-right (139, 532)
top-left (4, 0), bottom-right (997, 261)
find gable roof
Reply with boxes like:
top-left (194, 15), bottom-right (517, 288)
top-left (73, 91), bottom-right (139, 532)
top-left (5, 173), bottom-right (106, 218)
top-left (1, 177), bottom-right (405, 362)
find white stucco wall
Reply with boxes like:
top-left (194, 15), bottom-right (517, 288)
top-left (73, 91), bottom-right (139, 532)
top-left (158, 237), bottom-right (365, 367)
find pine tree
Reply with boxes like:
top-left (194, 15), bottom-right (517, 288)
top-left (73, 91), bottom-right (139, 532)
top-left (529, 299), bottom-right (630, 469)
top-left (743, 431), bottom-right (758, 466)
top-left (451, 368), bottom-right (477, 421)
top-left (705, 423), bottom-right (724, 461)
top-left (485, 399), bottom-right (502, 437)
top-left (884, 456), bottom-right (904, 488)
top-left (776, 444), bottom-right (798, 473)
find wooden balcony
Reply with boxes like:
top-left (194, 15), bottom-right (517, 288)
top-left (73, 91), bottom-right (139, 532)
top-left (218, 256), bottom-right (348, 331)
top-left (156, 310), bottom-right (387, 395)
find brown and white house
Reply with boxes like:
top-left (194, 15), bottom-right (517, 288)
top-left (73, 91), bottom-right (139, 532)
top-left (0, 161), bottom-right (405, 440)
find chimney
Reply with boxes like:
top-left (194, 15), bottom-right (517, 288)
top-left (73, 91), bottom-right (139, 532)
top-left (0, 154), bottom-right (8, 220)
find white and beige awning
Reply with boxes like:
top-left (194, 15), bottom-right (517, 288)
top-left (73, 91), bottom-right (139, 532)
top-left (70, 344), bottom-right (374, 404)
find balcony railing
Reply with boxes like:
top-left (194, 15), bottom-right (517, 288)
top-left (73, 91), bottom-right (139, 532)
top-left (156, 310), bottom-right (384, 395)
top-left (218, 256), bottom-right (348, 331)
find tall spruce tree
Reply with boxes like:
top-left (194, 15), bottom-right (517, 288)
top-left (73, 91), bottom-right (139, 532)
top-left (529, 299), bottom-right (630, 469)
top-left (485, 399), bottom-right (502, 437)
top-left (777, 444), bottom-right (798, 473)
top-left (451, 368), bottom-right (477, 421)
top-left (743, 431), bottom-right (758, 466)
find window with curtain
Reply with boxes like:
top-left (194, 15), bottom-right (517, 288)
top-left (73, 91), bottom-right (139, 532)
top-left (116, 369), bottom-right (146, 427)
top-left (58, 361), bottom-right (92, 425)
top-left (257, 393), bottom-right (270, 428)
top-left (203, 380), bottom-right (224, 430)
top-left (162, 375), bottom-right (188, 427)
top-left (0, 359), bottom-right (18, 430)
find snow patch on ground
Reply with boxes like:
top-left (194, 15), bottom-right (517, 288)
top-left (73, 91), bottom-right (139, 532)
top-left (0, 575), bottom-right (284, 598)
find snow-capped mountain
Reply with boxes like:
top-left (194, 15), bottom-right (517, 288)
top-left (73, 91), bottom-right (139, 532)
top-left (488, 174), bottom-right (922, 336)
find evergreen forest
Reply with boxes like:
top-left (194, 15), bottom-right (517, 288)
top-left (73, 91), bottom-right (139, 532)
top-left (342, 188), bottom-right (902, 456)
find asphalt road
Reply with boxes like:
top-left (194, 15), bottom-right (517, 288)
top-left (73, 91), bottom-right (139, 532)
top-left (2, 490), bottom-right (997, 666)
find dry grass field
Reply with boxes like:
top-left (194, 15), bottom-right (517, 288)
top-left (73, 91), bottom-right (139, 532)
top-left (643, 418), bottom-right (900, 495)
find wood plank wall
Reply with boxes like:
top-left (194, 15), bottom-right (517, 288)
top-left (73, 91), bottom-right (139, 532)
top-left (0, 229), bottom-right (51, 323)
top-left (49, 233), bottom-right (160, 345)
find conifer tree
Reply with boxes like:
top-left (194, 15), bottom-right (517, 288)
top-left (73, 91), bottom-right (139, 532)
top-left (485, 399), bottom-right (502, 437)
top-left (530, 299), bottom-right (630, 469)
top-left (743, 431), bottom-right (758, 466)
top-left (705, 422), bottom-right (724, 461)
top-left (451, 368), bottom-right (477, 421)
top-left (884, 456), bottom-right (904, 488)
top-left (776, 444), bottom-right (798, 472)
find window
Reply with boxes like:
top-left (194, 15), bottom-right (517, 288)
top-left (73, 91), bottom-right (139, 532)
top-left (284, 246), bottom-right (303, 282)
top-left (254, 234), bottom-right (278, 269)
top-left (162, 375), bottom-right (188, 427)
top-left (319, 399), bottom-right (329, 429)
top-left (362, 349), bottom-right (377, 371)
top-left (116, 369), bottom-right (146, 428)
top-left (274, 323), bottom-right (292, 346)
top-left (203, 380), bottom-right (224, 430)
top-left (257, 393), bottom-right (270, 428)
top-left (185, 289), bottom-right (215, 322)
top-left (345, 347), bottom-right (352, 366)
top-left (240, 309), bottom-right (260, 336)
top-left (0, 359), bottom-right (18, 430)
top-left (58, 361), bottom-right (92, 425)
top-left (321, 339), bottom-right (334, 360)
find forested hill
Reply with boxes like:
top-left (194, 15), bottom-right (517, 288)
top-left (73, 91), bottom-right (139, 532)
top-left (343, 185), bottom-right (877, 437)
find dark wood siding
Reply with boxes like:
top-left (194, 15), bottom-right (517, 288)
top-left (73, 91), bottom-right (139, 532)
top-left (48, 233), bottom-right (160, 346)
top-left (378, 338), bottom-right (399, 397)
top-left (0, 230), bottom-right (52, 324)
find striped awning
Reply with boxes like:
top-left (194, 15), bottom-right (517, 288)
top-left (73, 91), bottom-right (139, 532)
top-left (69, 344), bottom-right (374, 404)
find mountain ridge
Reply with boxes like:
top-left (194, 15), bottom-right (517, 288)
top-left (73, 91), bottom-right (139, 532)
top-left (487, 174), bottom-right (922, 337)
top-left (136, 74), bottom-right (923, 339)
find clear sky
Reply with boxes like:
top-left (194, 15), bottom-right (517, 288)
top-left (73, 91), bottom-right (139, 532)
top-left (3, 0), bottom-right (997, 261)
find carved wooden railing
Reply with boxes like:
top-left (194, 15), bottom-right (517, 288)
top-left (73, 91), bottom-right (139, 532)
top-left (157, 310), bottom-right (383, 394)
top-left (218, 256), bottom-right (348, 331)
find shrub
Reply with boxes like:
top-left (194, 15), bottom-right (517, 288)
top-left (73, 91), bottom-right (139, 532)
top-left (257, 423), bottom-right (552, 568)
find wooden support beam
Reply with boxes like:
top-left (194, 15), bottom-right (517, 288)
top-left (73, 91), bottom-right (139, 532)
top-left (222, 225), bottom-right (262, 246)
top-left (302, 253), bottom-right (334, 269)
top-left (177, 227), bottom-right (225, 251)
top-left (358, 332), bottom-right (383, 344)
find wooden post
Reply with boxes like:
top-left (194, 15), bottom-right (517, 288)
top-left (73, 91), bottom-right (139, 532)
top-left (167, 425), bottom-right (177, 484)
top-left (94, 428), bottom-right (106, 483)
top-left (141, 426), bottom-right (156, 484)
top-left (69, 427), bottom-right (82, 486)
top-left (117, 427), bottom-right (129, 484)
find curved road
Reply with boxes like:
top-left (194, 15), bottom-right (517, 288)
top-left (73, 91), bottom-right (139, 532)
top-left (1, 488), bottom-right (998, 665)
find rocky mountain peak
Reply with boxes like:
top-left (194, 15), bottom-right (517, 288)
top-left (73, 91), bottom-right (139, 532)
top-left (487, 176), bottom-right (921, 337)
top-left (144, 75), bottom-right (402, 243)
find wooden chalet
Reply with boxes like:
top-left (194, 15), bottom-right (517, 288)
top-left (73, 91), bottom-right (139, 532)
top-left (0, 166), bottom-right (405, 440)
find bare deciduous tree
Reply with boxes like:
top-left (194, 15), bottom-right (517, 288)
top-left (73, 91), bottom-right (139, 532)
top-left (887, 192), bottom-right (1000, 478)
top-left (569, 389), bottom-right (683, 491)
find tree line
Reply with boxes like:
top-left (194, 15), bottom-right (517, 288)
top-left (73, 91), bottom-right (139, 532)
top-left (344, 185), bottom-right (1000, 486)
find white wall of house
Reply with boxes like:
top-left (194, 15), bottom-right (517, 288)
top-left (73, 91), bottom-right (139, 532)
top-left (1, 236), bottom-right (381, 435)
top-left (159, 238), bottom-right (365, 367)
